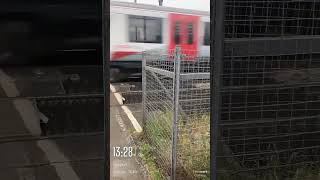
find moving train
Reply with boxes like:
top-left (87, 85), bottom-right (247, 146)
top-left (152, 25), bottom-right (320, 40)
top-left (110, 1), bottom-right (210, 81)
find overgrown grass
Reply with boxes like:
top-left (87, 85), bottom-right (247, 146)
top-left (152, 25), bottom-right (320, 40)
top-left (141, 111), bottom-right (210, 179)
top-left (139, 111), bottom-right (320, 180)
top-left (178, 114), bottom-right (210, 179)
top-left (140, 143), bottom-right (166, 180)
top-left (291, 165), bottom-right (320, 180)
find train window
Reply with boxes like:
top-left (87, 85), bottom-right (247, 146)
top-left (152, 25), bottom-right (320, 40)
top-left (187, 23), bottom-right (194, 44)
top-left (204, 22), bottom-right (210, 45)
top-left (145, 18), bottom-right (162, 42)
top-left (175, 22), bottom-right (181, 44)
top-left (129, 16), bottom-right (162, 43)
top-left (129, 18), bottom-right (145, 41)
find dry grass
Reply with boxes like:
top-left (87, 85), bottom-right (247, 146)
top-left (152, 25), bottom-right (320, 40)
top-left (142, 111), bottom-right (210, 179)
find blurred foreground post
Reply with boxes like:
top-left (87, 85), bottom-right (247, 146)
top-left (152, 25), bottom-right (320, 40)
top-left (212, 0), bottom-right (225, 180)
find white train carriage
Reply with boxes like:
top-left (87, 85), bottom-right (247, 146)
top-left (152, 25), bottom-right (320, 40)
top-left (110, 1), bottom-right (210, 81)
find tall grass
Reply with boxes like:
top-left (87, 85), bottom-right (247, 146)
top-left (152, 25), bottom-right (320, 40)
top-left (141, 111), bottom-right (210, 179)
top-left (139, 111), bottom-right (320, 180)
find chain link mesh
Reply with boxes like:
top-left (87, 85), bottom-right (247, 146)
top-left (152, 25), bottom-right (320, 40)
top-left (142, 48), bottom-right (210, 179)
top-left (216, 1), bottom-right (320, 179)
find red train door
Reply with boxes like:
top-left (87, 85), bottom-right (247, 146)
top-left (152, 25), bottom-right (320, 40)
top-left (168, 13), bottom-right (200, 59)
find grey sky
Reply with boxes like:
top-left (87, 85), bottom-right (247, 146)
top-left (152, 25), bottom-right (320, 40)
top-left (111, 0), bottom-right (210, 12)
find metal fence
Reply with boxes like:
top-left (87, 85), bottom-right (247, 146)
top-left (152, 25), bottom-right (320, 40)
top-left (214, 0), bottom-right (320, 180)
top-left (142, 47), bottom-right (210, 180)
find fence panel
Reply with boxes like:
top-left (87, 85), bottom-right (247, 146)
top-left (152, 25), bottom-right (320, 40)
top-left (142, 47), bottom-right (210, 180)
top-left (216, 1), bottom-right (320, 180)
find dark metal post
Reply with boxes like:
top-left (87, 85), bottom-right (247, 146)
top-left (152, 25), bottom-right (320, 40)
top-left (211, 0), bottom-right (225, 180)
top-left (159, 0), bottom-right (163, 6)
top-left (141, 51), bottom-right (147, 127)
top-left (103, 0), bottom-right (110, 179)
top-left (171, 46), bottom-right (181, 180)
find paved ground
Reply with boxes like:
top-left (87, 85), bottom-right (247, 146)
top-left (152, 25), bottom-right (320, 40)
top-left (110, 92), bottom-right (145, 180)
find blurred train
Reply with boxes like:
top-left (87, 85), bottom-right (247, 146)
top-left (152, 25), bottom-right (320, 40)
top-left (110, 1), bottom-right (210, 81)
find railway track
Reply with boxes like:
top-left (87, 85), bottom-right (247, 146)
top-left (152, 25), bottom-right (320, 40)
top-left (111, 81), bottom-right (142, 105)
top-left (110, 80), bottom-right (143, 129)
top-left (0, 66), bottom-right (104, 136)
top-left (36, 95), bottom-right (104, 136)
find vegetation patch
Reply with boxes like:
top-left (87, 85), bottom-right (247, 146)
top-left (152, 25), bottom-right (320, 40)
top-left (140, 111), bottom-right (210, 179)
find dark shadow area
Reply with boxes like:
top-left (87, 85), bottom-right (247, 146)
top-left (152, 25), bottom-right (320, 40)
top-left (213, 1), bottom-right (320, 179)
top-left (0, 0), bottom-right (104, 179)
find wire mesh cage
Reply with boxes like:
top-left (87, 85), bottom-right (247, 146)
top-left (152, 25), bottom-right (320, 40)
top-left (215, 0), bottom-right (320, 179)
top-left (142, 47), bottom-right (210, 179)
